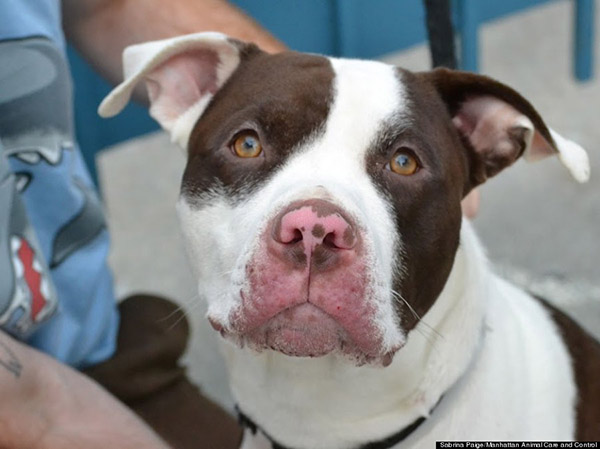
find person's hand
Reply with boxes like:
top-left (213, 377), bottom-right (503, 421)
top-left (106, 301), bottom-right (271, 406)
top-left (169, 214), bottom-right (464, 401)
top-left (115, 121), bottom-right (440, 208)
top-left (0, 331), bottom-right (170, 449)
top-left (462, 189), bottom-right (480, 219)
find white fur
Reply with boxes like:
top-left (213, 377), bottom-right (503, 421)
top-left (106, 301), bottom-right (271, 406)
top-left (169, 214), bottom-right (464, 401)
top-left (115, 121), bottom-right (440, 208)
top-left (549, 128), bottom-right (590, 183)
top-left (169, 96), bottom-right (213, 149)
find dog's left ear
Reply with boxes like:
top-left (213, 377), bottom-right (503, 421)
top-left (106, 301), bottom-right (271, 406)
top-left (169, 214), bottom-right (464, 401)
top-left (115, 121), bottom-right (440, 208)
top-left (422, 68), bottom-right (590, 189)
top-left (99, 32), bottom-right (261, 148)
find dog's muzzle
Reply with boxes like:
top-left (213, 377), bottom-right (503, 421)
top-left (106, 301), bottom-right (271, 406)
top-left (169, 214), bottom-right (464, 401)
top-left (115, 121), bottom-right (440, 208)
top-left (210, 198), bottom-right (399, 365)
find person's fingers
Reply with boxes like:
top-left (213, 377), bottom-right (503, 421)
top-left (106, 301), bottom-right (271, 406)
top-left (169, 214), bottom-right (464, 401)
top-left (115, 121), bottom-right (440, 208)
top-left (462, 189), bottom-right (480, 219)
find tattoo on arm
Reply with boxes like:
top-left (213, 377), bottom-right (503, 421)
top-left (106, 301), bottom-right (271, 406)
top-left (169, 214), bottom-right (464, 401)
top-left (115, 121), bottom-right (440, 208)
top-left (0, 339), bottom-right (22, 378)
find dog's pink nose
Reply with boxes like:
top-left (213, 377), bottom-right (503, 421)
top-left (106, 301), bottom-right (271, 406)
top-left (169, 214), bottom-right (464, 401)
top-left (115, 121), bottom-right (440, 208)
top-left (272, 199), bottom-right (357, 271)
top-left (276, 200), bottom-right (356, 249)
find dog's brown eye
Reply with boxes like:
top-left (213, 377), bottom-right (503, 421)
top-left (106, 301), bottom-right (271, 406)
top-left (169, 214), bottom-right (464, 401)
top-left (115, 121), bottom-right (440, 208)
top-left (389, 149), bottom-right (419, 175)
top-left (232, 131), bottom-right (262, 158)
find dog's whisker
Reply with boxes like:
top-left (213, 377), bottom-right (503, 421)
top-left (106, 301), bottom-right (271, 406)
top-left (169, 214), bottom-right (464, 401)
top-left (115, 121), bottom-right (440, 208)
top-left (390, 289), bottom-right (445, 342)
top-left (390, 289), bottom-right (422, 321)
top-left (157, 305), bottom-right (186, 323)
top-left (166, 312), bottom-right (189, 331)
top-left (413, 326), bottom-right (440, 350)
top-left (165, 297), bottom-right (206, 331)
top-left (181, 292), bottom-right (202, 306)
top-left (158, 292), bottom-right (201, 324)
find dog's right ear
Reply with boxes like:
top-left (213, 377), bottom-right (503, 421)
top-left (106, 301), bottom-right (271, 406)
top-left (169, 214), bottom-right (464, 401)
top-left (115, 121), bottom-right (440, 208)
top-left (98, 32), bottom-right (261, 148)
top-left (420, 68), bottom-right (590, 190)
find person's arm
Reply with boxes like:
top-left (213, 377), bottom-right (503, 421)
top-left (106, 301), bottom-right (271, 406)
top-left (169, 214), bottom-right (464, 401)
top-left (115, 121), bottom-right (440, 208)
top-left (0, 331), bottom-right (170, 449)
top-left (62, 0), bottom-right (286, 85)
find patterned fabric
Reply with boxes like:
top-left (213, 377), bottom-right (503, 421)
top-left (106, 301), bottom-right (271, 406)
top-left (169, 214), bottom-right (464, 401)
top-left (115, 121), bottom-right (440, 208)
top-left (0, 0), bottom-right (65, 49)
top-left (0, 6), bottom-right (118, 368)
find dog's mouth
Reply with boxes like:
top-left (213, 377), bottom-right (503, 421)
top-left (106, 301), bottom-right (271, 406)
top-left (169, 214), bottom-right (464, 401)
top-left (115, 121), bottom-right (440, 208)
top-left (212, 299), bottom-right (401, 366)
top-left (244, 303), bottom-right (349, 357)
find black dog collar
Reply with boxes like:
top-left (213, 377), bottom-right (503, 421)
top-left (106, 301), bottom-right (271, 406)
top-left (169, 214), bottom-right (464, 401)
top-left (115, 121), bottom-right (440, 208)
top-left (237, 398), bottom-right (441, 449)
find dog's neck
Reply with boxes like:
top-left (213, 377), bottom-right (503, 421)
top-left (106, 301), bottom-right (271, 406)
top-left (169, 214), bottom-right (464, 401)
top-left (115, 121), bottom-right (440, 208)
top-left (222, 220), bottom-right (490, 448)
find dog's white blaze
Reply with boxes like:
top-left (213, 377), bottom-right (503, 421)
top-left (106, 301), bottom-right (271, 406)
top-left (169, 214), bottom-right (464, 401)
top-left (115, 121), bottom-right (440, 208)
top-left (239, 57), bottom-right (408, 349)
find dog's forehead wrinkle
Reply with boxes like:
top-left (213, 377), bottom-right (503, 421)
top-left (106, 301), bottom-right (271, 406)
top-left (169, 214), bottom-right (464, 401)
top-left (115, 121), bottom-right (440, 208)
top-left (369, 114), bottom-right (415, 158)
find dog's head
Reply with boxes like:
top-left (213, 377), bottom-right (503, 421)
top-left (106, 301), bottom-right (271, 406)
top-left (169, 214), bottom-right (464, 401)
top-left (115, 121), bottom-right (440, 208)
top-left (101, 33), bottom-right (589, 366)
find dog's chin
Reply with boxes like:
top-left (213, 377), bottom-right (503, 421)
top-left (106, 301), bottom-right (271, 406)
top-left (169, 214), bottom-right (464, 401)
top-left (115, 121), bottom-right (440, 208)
top-left (222, 303), bottom-right (400, 366)
top-left (245, 303), bottom-right (346, 357)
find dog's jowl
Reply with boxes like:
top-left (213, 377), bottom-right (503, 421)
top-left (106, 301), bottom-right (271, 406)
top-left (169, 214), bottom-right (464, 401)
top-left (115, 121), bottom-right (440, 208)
top-left (101, 33), bottom-right (599, 448)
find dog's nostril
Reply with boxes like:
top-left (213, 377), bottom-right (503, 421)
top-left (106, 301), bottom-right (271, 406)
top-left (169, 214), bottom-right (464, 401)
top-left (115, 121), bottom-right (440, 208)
top-left (277, 226), bottom-right (304, 244)
top-left (290, 229), bottom-right (303, 244)
top-left (322, 232), bottom-right (338, 249)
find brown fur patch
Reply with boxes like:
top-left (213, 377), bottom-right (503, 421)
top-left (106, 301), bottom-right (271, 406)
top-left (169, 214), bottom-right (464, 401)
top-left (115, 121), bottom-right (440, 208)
top-left (182, 48), bottom-right (334, 201)
top-left (419, 67), bottom-right (558, 190)
top-left (368, 67), bottom-right (566, 333)
top-left (538, 298), bottom-right (600, 439)
top-left (364, 69), bottom-right (467, 331)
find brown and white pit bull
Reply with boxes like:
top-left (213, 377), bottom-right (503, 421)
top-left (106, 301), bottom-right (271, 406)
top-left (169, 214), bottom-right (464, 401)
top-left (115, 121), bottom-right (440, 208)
top-left (100, 33), bottom-right (600, 448)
